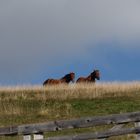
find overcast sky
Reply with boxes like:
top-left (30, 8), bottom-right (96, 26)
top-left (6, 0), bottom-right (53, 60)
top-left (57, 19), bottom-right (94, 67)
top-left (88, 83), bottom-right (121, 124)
top-left (0, 0), bottom-right (140, 85)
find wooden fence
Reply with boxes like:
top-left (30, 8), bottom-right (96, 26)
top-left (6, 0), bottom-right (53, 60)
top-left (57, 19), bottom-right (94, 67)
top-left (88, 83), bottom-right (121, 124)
top-left (1, 112), bottom-right (140, 140)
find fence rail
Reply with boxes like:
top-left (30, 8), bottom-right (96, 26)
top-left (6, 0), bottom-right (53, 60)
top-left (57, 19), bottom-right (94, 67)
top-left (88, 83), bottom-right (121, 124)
top-left (1, 112), bottom-right (140, 140)
top-left (47, 126), bottom-right (140, 140)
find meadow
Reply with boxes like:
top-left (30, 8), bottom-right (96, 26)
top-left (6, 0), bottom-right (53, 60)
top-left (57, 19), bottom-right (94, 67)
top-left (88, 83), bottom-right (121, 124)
top-left (0, 82), bottom-right (140, 139)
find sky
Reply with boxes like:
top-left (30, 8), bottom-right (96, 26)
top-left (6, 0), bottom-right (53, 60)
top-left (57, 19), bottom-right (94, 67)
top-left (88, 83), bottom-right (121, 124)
top-left (0, 0), bottom-right (140, 85)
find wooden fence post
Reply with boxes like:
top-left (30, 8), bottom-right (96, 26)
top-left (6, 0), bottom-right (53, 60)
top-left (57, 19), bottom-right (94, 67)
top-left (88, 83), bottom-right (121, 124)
top-left (135, 122), bottom-right (140, 140)
top-left (23, 134), bottom-right (31, 140)
top-left (33, 132), bottom-right (44, 140)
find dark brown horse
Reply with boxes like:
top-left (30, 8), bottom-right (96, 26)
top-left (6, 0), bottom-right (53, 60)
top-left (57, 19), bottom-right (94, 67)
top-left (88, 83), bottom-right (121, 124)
top-left (76, 70), bottom-right (100, 83)
top-left (43, 72), bottom-right (75, 86)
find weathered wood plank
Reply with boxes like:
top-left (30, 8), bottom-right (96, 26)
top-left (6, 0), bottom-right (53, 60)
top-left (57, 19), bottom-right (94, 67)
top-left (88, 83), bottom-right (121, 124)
top-left (47, 126), bottom-right (140, 140)
top-left (17, 112), bottom-right (140, 135)
top-left (0, 126), bottom-right (18, 136)
top-left (0, 112), bottom-right (140, 136)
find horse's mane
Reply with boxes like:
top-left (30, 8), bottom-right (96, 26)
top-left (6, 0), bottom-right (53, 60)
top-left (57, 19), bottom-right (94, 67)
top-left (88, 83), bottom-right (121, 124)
top-left (61, 72), bottom-right (74, 79)
top-left (61, 74), bottom-right (68, 80)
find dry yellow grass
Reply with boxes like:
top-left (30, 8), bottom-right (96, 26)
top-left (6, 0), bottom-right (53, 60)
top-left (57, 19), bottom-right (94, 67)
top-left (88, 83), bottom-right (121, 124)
top-left (0, 81), bottom-right (140, 100)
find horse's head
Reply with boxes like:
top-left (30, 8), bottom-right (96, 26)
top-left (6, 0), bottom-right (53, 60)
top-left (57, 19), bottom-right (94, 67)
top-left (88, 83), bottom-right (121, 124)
top-left (63, 72), bottom-right (75, 83)
top-left (69, 72), bottom-right (75, 83)
top-left (91, 70), bottom-right (100, 80)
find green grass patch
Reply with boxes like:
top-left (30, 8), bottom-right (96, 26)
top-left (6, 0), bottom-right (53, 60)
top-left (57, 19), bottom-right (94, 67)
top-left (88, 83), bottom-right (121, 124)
top-left (0, 97), bottom-right (140, 126)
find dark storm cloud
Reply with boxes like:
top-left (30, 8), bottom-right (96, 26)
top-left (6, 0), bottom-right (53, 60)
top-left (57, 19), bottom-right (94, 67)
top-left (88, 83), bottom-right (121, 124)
top-left (0, 0), bottom-right (140, 84)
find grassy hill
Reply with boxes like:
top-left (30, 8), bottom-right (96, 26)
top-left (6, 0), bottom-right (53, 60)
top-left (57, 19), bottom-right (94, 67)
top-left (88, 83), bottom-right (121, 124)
top-left (0, 82), bottom-right (140, 139)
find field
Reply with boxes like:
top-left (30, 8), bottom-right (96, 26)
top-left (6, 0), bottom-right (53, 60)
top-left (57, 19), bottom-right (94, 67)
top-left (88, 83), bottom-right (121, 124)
top-left (0, 82), bottom-right (140, 139)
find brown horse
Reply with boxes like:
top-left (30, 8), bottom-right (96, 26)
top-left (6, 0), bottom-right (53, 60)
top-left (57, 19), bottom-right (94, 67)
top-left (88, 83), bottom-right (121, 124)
top-left (43, 72), bottom-right (75, 86)
top-left (76, 70), bottom-right (100, 83)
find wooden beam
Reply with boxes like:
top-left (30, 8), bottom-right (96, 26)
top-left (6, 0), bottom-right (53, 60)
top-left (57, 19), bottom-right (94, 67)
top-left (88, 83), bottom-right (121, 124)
top-left (0, 112), bottom-right (140, 136)
top-left (17, 112), bottom-right (140, 134)
top-left (47, 126), bottom-right (140, 140)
